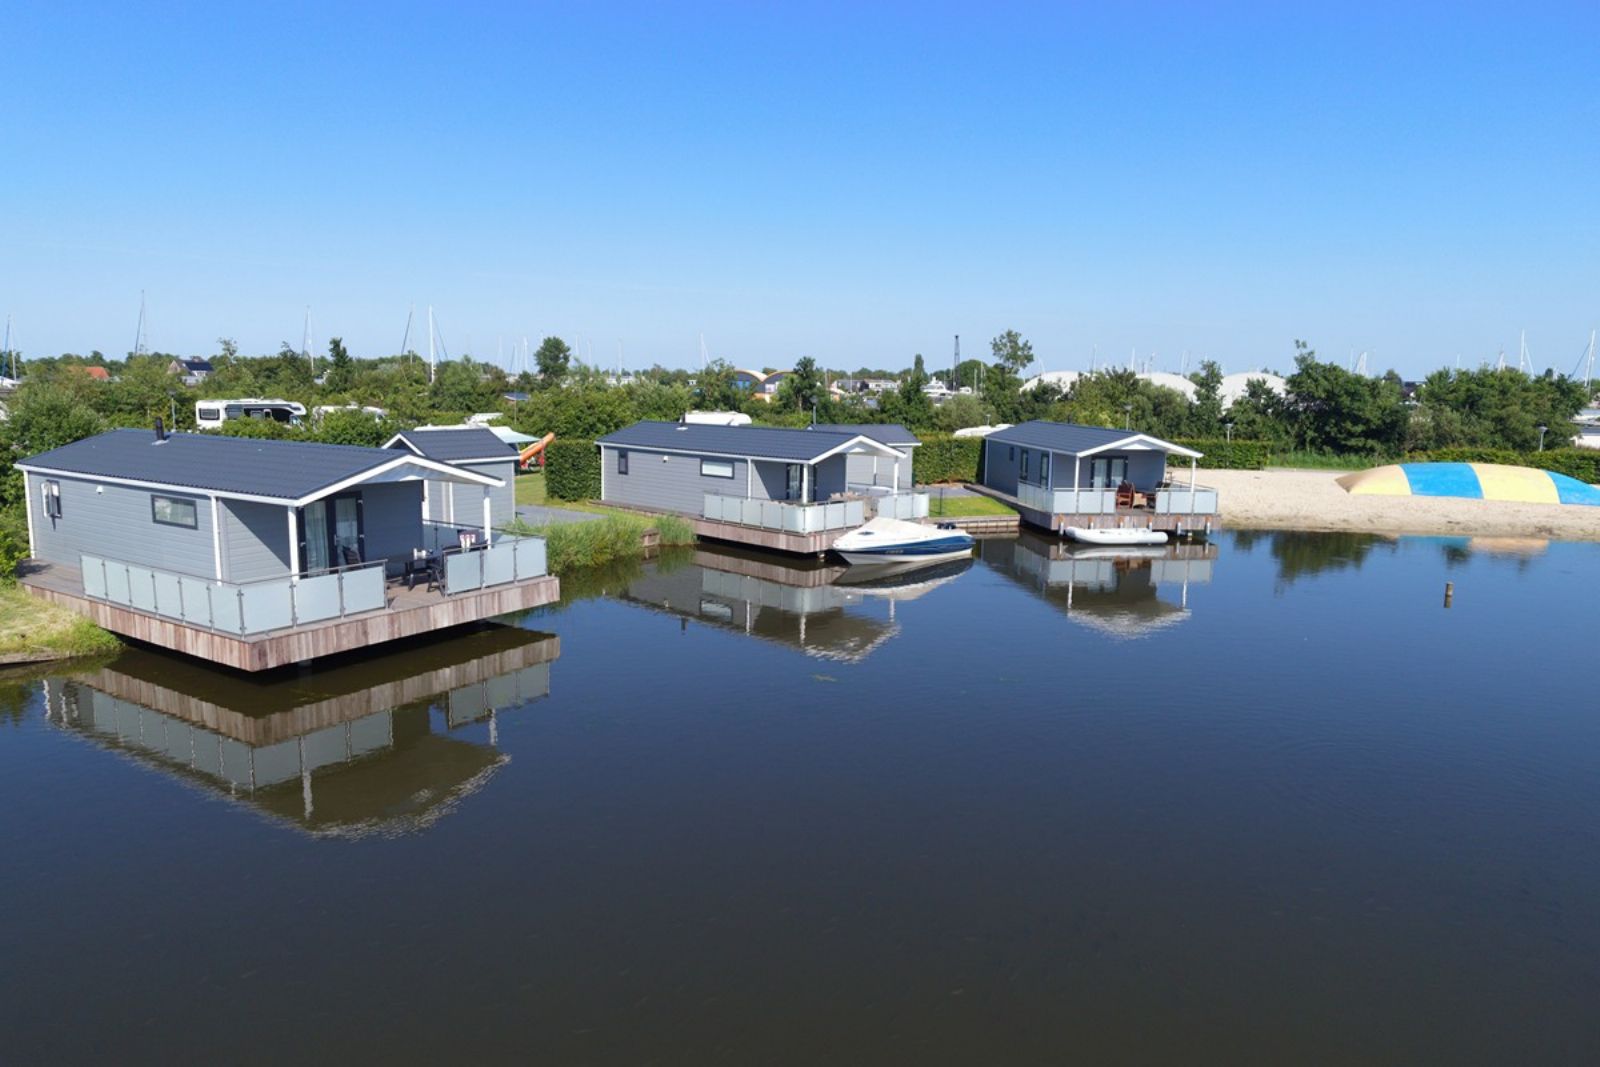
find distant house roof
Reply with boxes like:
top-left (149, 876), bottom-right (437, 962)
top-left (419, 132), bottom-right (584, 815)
top-left (175, 358), bottom-right (213, 374)
top-left (18, 428), bottom-right (501, 505)
top-left (384, 427), bottom-right (511, 464)
top-left (81, 366), bottom-right (110, 381)
top-left (598, 420), bottom-right (904, 463)
top-left (987, 420), bottom-right (1202, 459)
top-left (810, 423), bottom-right (921, 448)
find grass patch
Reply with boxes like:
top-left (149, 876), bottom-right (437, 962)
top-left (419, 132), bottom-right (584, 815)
top-left (0, 582), bottom-right (121, 661)
top-left (514, 471), bottom-right (547, 507)
top-left (506, 512), bottom-right (695, 573)
top-left (927, 493), bottom-right (1017, 518)
top-left (1264, 450), bottom-right (1381, 471)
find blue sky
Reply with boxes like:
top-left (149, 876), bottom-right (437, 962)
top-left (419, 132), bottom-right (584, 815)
top-left (4, 2), bottom-right (1597, 377)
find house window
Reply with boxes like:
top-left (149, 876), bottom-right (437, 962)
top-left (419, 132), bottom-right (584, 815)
top-left (1009, 445), bottom-right (1016, 461)
top-left (1039, 453), bottom-right (1050, 486)
top-left (151, 494), bottom-right (198, 529)
top-left (41, 480), bottom-right (62, 519)
top-left (617, 450), bottom-right (629, 475)
top-left (1020, 449), bottom-right (1029, 480)
top-left (701, 459), bottom-right (735, 479)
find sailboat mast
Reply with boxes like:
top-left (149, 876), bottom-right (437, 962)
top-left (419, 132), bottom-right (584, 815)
top-left (1586, 329), bottom-right (1597, 391)
top-left (400, 306), bottom-right (413, 364)
top-left (133, 290), bottom-right (147, 358)
top-left (427, 306), bottom-right (436, 383)
top-left (303, 307), bottom-right (314, 375)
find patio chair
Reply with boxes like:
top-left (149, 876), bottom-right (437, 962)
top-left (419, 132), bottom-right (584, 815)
top-left (1116, 481), bottom-right (1136, 509)
top-left (340, 545), bottom-right (362, 568)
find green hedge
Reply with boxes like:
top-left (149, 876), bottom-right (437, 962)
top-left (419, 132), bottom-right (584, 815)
top-left (546, 439), bottom-right (602, 500)
top-left (1169, 439), bottom-right (1269, 470)
top-left (913, 435), bottom-right (984, 484)
top-left (1408, 447), bottom-right (1600, 483)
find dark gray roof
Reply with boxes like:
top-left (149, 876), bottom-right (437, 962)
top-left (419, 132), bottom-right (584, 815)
top-left (987, 420), bottom-right (1197, 456)
top-left (598, 420), bottom-right (900, 462)
top-left (180, 358), bottom-right (213, 372)
top-left (387, 427), bottom-right (510, 463)
top-left (810, 423), bottom-right (921, 447)
top-left (18, 428), bottom-right (418, 501)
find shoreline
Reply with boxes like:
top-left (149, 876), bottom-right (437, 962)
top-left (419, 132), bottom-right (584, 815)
top-left (1196, 468), bottom-right (1600, 542)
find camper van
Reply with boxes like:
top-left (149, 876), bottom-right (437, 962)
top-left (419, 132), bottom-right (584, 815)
top-left (195, 398), bottom-right (308, 430)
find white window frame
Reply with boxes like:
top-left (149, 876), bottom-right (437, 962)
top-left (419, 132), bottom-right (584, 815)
top-left (151, 494), bottom-right (199, 529)
top-left (701, 458), bottom-right (735, 479)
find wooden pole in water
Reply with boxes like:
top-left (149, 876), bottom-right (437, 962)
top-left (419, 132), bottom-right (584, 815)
top-left (1443, 581), bottom-right (1454, 608)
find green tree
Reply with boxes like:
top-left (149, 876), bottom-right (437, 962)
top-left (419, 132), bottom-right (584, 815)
top-left (535, 336), bottom-right (572, 387)
top-left (990, 330), bottom-right (1035, 376)
top-left (776, 356), bottom-right (824, 414)
top-left (930, 393), bottom-right (995, 433)
top-left (1281, 344), bottom-right (1408, 454)
top-left (1187, 360), bottom-right (1224, 437)
top-left (324, 336), bottom-right (354, 392)
top-left (887, 354), bottom-right (934, 428)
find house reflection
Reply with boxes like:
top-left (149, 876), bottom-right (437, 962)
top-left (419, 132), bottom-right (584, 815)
top-left (979, 533), bottom-right (1217, 639)
top-left (38, 626), bottom-right (560, 838)
top-left (619, 547), bottom-right (970, 662)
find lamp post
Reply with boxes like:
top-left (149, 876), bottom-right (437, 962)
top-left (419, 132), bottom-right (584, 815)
top-left (1225, 422), bottom-right (1234, 444)
top-left (1537, 424), bottom-right (1548, 452)
top-left (1123, 403), bottom-right (1133, 430)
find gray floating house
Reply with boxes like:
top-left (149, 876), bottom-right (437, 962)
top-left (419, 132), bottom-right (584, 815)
top-left (16, 427), bottom-right (557, 671)
top-left (596, 420), bottom-right (930, 554)
top-left (810, 423), bottom-right (921, 491)
top-left (384, 426), bottom-right (518, 537)
top-left (979, 420), bottom-right (1218, 537)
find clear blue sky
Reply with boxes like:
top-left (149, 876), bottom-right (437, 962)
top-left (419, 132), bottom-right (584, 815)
top-left (4, 1), bottom-right (1597, 378)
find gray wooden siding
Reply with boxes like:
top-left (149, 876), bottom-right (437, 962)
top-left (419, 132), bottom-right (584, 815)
top-left (221, 499), bottom-right (292, 581)
top-left (420, 462), bottom-right (513, 529)
top-left (359, 482), bottom-right (424, 574)
top-left (751, 460), bottom-right (789, 500)
top-left (26, 472), bottom-right (217, 578)
top-left (602, 446), bottom-right (758, 514)
top-left (813, 455), bottom-right (848, 500)
top-left (983, 438), bottom-right (1021, 495)
top-left (844, 452), bottom-right (913, 489)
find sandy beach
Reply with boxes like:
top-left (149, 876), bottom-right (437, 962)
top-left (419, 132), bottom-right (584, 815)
top-left (1197, 468), bottom-right (1600, 542)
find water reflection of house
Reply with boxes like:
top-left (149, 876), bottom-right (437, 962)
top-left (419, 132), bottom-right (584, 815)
top-left (38, 627), bottom-right (560, 838)
top-left (980, 534), bottom-right (1217, 639)
top-left (619, 548), bottom-right (968, 662)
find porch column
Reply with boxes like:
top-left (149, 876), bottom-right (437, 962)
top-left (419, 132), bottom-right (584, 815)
top-left (802, 463), bottom-right (811, 504)
top-left (1072, 452), bottom-right (1081, 512)
top-left (891, 456), bottom-right (899, 494)
top-left (746, 457), bottom-right (753, 499)
top-left (210, 495), bottom-right (224, 580)
top-left (482, 483), bottom-right (493, 533)
top-left (287, 507), bottom-right (300, 576)
top-left (23, 475), bottom-right (37, 557)
top-left (1189, 456), bottom-right (1197, 513)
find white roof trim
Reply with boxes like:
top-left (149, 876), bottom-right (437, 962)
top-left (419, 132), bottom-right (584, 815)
top-left (601, 436), bottom-right (902, 464)
top-left (17, 453), bottom-right (502, 509)
top-left (1075, 433), bottom-right (1202, 459)
top-left (384, 431), bottom-right (511, 465)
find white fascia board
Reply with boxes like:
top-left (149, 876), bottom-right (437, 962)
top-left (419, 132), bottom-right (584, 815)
top-left (1078, 434), bottom-right (1202, 459)
top-left (292, 455), bottom-right (503, 506)
top-left (14, 464), bottom-right (296, 506)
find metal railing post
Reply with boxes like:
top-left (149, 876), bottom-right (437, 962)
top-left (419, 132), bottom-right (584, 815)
top-left (237, 587), bottom-right (246, 635)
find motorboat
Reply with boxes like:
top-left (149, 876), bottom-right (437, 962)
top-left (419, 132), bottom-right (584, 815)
top-left (1063, 526), bottom-right (1168, 546)
top-left (831, 517), bottom-right (975, 565)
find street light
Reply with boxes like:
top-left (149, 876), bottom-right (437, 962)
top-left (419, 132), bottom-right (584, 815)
top-left (1225, 422), bottom-right (1234, 444)
top-left (1537, 424), bottom-right (1548, 451)
top-left (1123, 402), bottom-right (1133, 430)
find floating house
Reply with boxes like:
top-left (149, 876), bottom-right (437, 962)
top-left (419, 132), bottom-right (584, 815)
top-left (810, 423), bottom-right (921, 491)
top-left (16, 427), bottom-right (557, 670)
top-left (596, 420), bottom-right (930, 554)
top-left (384, 426), bottom-right (519, 536)
top-left (979, 420), bottom-right (1218, 537)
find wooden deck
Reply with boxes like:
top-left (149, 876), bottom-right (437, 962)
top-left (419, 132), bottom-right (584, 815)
top-left (690, 516), bottom-right (841, 556)
top-left (965, 484), bottom-right (1218, 539)
top-left (18, 560), bottom-right (561, 672)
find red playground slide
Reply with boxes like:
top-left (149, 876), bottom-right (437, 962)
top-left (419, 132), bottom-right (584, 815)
top-left (519, 432), bottom-right (555, 470)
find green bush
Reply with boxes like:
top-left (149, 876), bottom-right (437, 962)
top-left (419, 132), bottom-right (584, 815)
top-left (1170, 438), bottom-right (1268, 470)
top-left (1408, 447), bottom-right (1600, 483)
top-left (913, 435), bottom-right (984, 484)
top-left (545, 439), bottom-right (602, 500)
top-left (508, 512), bottom-right (696, 572)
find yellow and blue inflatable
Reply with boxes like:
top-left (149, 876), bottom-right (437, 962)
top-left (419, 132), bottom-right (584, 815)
top-left (1337, 463), bottom-right (1600, 506)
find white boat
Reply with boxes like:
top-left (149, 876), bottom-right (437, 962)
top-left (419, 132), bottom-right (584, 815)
top-left (831, 517), bottom-right (975, 565)
top-left (1064, 526), bottom-right (1168, 546)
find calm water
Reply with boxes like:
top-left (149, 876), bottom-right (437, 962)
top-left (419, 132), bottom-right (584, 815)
top-left (2, 531), bottom-right (1598, 1063)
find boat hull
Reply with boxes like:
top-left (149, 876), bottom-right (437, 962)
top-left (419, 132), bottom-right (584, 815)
top-left (1063, 526), bottom-right (1168, 546)
top-left (835, 543), bottom-right (974, 566)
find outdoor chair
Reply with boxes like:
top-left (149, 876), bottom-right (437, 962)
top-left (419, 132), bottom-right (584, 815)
top-left (1115, 482), bottom-right (1136, 509)
top-left (340, 545), bottom-right (362, 568)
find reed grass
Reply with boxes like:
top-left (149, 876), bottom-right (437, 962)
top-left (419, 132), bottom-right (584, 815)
top-left (506, 513), bottom-right (695, 573)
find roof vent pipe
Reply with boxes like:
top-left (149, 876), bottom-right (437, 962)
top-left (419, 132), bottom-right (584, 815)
top-left (154, 417), bottom-right (166, 443)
